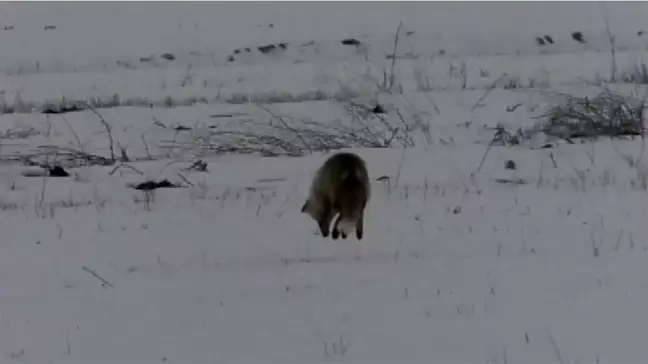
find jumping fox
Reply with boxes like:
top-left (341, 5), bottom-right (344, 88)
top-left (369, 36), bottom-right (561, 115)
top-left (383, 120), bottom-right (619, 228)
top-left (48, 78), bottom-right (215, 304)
top-left (301, 152), bottom-right (370, 240)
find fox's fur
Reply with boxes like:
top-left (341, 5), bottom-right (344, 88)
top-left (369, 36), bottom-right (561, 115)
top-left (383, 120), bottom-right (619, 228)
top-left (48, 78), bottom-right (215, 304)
top-left (301, 152), bottom-right (370, 240)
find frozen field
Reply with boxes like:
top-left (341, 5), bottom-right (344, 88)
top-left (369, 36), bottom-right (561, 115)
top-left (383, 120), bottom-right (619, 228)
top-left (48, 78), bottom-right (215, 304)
top-left (0, 2), bottom-right (646, 363)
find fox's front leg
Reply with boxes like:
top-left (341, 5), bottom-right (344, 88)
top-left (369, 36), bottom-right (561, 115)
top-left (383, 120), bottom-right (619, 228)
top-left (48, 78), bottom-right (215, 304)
top-left (317, 200), bottom-right (334, 238)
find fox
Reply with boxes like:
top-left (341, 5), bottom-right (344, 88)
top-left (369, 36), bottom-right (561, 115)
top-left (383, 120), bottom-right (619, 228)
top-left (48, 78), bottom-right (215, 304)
top-left (301, 152), bottom-right (370, 240)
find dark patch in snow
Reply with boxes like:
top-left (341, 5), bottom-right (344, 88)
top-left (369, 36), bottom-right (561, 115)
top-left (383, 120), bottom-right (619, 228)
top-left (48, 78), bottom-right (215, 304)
top-left (341, 38), bottom-right (362, 46)
top-left (42, 105), bottom-right (83, 114)
top-left (505, 160), bottom-right (517, 170)
top-left (258, 44), bottom-right (277, 54)
top-left (187, 160), bottom-right (208, 172)
top-left (160, 53), bottom-right (176, 61)
top-left (21, 165), bottom-right (69, 178)
top-left (132, 179), bottom-right (181, 191)
top-left (49, 165), bottom-right (69, 177)
top-left (371, 104), bottom-right (386, 114)
top-left (173, 124), bottom-right (192, 131)
top-left (571, 31), bottom-right (586, 44)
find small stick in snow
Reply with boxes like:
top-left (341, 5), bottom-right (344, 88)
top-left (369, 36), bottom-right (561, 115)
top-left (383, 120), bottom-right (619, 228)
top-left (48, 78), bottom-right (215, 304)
top-left (60, 115), bottom-right (85, 153)
top-left (546, 328), bottom-right (565, 364)
top-left (82, 266), bottom-right (115, 288)
top-left (86, 104), bottom-right (116, 163)
top-left (141, 134), bottom-right (153, 160)
top-left (470, 73), bottom-right (508, 113)
top-left (65, 330), bottom-right (71, 355)
top-left (109, 163), bottom-right (144, 176)
top-left (176, 172), bottom-right (194, 186)
top-left (549, 152), bottom-right (558, 168)
top-left (387, 20), bottom-right (403, 92)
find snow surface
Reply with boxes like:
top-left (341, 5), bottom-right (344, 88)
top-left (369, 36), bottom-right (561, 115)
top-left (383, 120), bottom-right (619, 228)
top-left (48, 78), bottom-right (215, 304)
top-left (0, 2), bottom-right (647, 363)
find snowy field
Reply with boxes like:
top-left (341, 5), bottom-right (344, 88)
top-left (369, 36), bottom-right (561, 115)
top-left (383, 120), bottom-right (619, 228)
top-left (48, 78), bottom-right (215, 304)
top-left (0, 2), bottom-right (647, 363)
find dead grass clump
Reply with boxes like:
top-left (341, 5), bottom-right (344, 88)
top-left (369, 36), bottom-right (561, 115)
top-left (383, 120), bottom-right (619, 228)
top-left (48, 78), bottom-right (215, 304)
top-left (538, 89), bottom-right (645, 140)
top-left (158, 103), bottom-right (414, 159)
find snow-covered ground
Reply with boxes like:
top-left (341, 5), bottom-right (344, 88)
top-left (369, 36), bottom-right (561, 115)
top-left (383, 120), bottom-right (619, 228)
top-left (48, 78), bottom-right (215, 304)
top-left (0, 2), bottom-right (646, 363)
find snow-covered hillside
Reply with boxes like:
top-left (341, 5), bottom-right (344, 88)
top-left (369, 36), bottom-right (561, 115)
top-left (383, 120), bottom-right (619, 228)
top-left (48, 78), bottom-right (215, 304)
top-left (0, 2), bottom-right (646, 363)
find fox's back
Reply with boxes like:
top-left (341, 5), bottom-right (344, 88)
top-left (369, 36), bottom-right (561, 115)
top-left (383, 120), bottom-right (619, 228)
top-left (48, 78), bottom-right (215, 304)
top-left (313, 152), bottom-right (370, 202)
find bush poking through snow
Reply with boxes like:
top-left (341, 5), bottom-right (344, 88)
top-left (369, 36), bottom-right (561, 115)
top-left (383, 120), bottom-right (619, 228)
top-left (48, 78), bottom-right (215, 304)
top-left (538, 89), bottom-right (646, 140)
top-left (7, 146), bottom-right (115, 169)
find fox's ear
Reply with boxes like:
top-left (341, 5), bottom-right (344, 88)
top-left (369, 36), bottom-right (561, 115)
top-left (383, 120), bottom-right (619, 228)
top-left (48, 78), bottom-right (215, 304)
top-left (300, 200), bottom-right (309, 213)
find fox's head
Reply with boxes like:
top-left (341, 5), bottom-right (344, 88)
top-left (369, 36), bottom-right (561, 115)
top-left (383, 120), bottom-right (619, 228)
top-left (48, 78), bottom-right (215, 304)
top-left (301, 198), bottom-right (333, 237)
top-left (300, 198), bottom-right (317, 220)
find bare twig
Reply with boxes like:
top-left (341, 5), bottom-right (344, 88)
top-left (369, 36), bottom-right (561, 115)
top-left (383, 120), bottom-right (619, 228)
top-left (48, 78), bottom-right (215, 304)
top-left (460, 60), bottom-right (467, 90)
top-left (141, 134), bottom-right (153, 160)
top-left (546, 328), bottom-right (565, 364)
top-left (166, 129), bottom-right (181, 158)
top-left (470, 73), bottom-right (508, 113)
top-left (590, 231), bottom-right (604, 257)
top-left (392, 148), bottom-right (407, 192)
top-left (152, 117), bottom-right (167, 128)
top-left (388, 21), bottom-right (404, 92)
top-left (176, 172), bottom-right (194, 186)
top-left (65, 330), bottom-right (71, 355)
top-left (109, 163), bottom-right (144, 176)
top-left (86, 104), bottom-right (116, 163)
top-left (180, 63), bottom-right (193, 87)
top-left (82, 266), bottom-right (115, 288)
top-left (60, 115), bottom-right (85, 153)
top-left (423, 94), bottom-right (441, 115)
top-left (472, 129), bottom-right (500, 176)
top-left (549, 152), bottom-right (558, 168)
top-left (600, 3), bottom-right (617, 82)
top-left (38, 152), bottom-right (50, 216)
top-left (257, 105), bottom-right (313, 155)
top-left (157, 160), bottom-right (188, 178)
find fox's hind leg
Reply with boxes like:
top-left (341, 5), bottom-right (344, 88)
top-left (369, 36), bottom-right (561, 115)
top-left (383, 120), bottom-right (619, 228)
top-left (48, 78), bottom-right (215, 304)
top-left (333, 215), bottom-right (356, 240)
top-left (331, 214), bottom-right (341, 240)
top-left (355, 213), bottom-right (364, 240)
